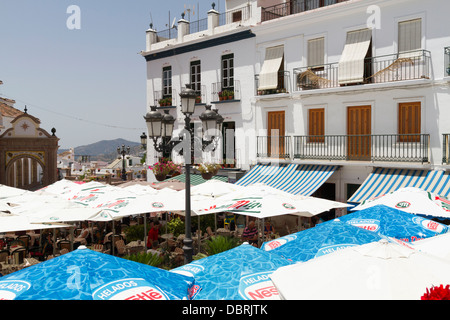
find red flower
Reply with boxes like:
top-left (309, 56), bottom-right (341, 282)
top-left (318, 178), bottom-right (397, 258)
top-left (421, 285), bottom-right (450, 300)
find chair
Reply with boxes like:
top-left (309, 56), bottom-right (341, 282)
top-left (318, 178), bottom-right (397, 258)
top-left (92, 244), bottom-right (104, 252)
top-left (0, 249), bottom-right (9, 263)
top-left (11, 247), bottom-right (26, 264)
top-left (115, 240), bottom-right (126, 256)
top-left (58, 240), bottom-right (71, 252)
top-left (112, 234), bottom-right (124, 247)
top-left (17, 235), bottom-right (31, 249)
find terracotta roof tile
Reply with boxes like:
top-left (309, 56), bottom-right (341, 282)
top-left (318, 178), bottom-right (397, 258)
top-left (0, 102), bottom-right (23, 118)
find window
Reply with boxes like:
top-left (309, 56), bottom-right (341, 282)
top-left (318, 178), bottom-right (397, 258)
top-left (398, 102), bottom-right (421, 142)
top-left (308, 37), bottom-right (324, 68)
top-left (258, 45), bottom-right (284, 91)
top-left (162, 66), bottom-right (172, 98)
top-left (232, 10), bottom-right (242, 23)
top-left (190, 60), bottom-right (201, 93)
top-left (308, 108), bottom-right (325, 142)
top-left (221, 54), bottom-right (234, 90)
top-left (398, 18), bottom-right (422, 56)
top-left (338, 28), bottom-right (372, 85)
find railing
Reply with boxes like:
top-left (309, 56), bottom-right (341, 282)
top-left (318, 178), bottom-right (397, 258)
top-left (445, 47), bottom-right (450, 77)
top-left (262, 0), bottom-right (349, 22)
top-left (219, 5), bottom-right (252, 26)
top-left (189, 18), bottom-right (208, 34)
top-left (443, 134), bottom-right (450, 164)
top-left (211, 80), bottom-right (241, 102)
top-left (154, 89), bottom-right (177, 108)
top-left (257, 136), bottom-right (292, 159)
top-left (293, 50), bottom-right (431, 91)
top-left (156, 28), bottom-right (177, 41)
top-left (292, 134), bottom-right (430, 163)
top-left (255, 71), bottom-right (291, 95)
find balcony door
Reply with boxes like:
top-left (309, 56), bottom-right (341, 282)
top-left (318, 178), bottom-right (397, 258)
top-left (268, 111), bottom-right (285, 158)
top-left (347, 105), bottom-right (371, 160)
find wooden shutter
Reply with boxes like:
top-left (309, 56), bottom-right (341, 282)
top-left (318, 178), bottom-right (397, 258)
top-left (268, 111), bottom-right (286, 158)
top-left (347, 105), bottom-right (371, 160)
top-left (308, 108), bottom-right (325, 143)
top-left (398, 102), bottom-right (421, 142)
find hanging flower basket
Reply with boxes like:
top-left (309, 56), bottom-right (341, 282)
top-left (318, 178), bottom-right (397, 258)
top-left (155, 173), bottom-right (166, 181)
top-left (201, 172), bottom-right (214, 180)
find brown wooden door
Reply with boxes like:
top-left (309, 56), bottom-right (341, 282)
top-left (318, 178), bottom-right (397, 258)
top-left (347, 106), bottom-right (371, 160)
top-left (268, 111), bottom-right (285, 158)
top-left (398, 102), bottom-right (421, 142)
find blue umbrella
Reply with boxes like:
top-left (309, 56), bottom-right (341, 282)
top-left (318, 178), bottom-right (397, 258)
top-left (0, 246), bottom-right (195, 300)
top-left (172, 243), bottom-right (292, 300)
top-left (261, 219), bottom-right (383, 263)
top-left (338, 204), bottom-right (450, 243)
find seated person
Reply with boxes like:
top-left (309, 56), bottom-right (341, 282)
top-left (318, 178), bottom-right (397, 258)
top-left (147, 240), bottom-right (162, 257)
top-left (241, 221), bottom-right (258, 246)
top-left (264, 220), bottom-right (275, 235)
top-left (74, 222), bottom-right (90, 248)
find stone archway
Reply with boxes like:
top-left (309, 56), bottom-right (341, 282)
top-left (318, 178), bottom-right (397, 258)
top-left (0, 112), bottom-right (59, 190)
top-left (5, 154), bottom-right (45, 190)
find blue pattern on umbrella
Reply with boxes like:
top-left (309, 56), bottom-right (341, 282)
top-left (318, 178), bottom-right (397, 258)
top-left (172, 243), bottom-right (292, 300)
top-left (261, 219), bottom-right (383, 263)
top-left (0, 247), bottom-right (194, 300)
top-left (338, 204), bottom-right (450, 242)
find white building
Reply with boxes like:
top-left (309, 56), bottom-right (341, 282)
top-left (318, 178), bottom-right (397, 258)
top-left (142, 0), bottom-right (450, 210)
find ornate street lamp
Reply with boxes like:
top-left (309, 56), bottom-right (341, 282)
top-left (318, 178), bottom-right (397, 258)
top-left (144, 84), bottom-right (223, 263)
top-left (117, 144), bottom-right (130, 181)
top-left (140, 132), bottom-right (147, 150)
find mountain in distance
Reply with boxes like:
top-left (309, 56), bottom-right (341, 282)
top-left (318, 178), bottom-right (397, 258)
top-left (59, 138), bottom-right (143, 162)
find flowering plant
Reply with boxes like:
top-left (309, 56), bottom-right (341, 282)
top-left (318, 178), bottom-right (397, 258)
top-left (149, 160), bottom-right (181, 176)
top-left (421, 285), bottom-right (450, 300)
top-left (194, 163), bottom-right (222, 174)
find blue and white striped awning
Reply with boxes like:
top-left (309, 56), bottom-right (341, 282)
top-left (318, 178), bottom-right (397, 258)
top-left (235, 164), bottom-right (338, 196)
top-left (348, 168), bottom-right (450, 203)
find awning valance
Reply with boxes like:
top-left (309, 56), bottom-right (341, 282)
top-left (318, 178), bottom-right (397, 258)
top-left (338, 28), bottom-right (372, 85)
top-left (258, 45), bottom-right (284, 90)
top-left (236, 164), bottom-right (337, 196)
top-left (348, 168), bottom-right (450, 203)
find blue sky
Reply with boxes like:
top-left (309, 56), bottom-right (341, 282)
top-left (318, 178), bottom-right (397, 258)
top-left (0, 0), bottom-right (221, 149)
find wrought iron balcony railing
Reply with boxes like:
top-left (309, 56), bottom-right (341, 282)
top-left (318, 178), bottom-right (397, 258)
top-left (257, 136), bottom-right (292, 159)
top-left (255, 71), bottom-right (291, 96)
top-left (443, 134), bottom-right (450, 164)
top-left (257, 134), bottom-right (430, 163)
top-left (211, 80), bottom-right (241, 103)
top-left (262, 0), bottom-right (349, 22)
top-left (293, 50), bottom-right (431, 91)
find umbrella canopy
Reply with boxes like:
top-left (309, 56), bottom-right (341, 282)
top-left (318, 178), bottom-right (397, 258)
top-left (190, 179), bottom-right (243, 198)
top-left (0, 246), bottom-right (195, 300)
top-left (270, 239), bottom-right (450, 300)
top-left (0, 184), bottom-right (32, 199)
top-left (1, 192), bottom-right (102, 224)
top-left (151, 180), bottom-right (187, 191)
top-left (172, 243), bottom-right (292, 300)
top-left (261, 219), bottom-right (383, 262)
top-left (0, 212), bottom-right (71, 233)
top-left (339, 205), bottom-right (450, 242)
top-left (194, 184), bottom-right (350, 218)
top-left (352, 187), bottom-right (450, 219)
top-left (412, 233), bottom-right (450, 261)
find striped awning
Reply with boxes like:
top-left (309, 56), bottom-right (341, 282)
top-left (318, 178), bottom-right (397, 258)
top-left (165, 174), bottom-right (228, 186)
top-left (235, 164), bottom-right (338, 196)
top-left (348, 168), bottom-right (450, 203)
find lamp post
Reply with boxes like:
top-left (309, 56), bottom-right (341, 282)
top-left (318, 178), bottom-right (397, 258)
top-left (144, 84), bottom-right (223, 263)
top-left (117, 144), bottom-right (130, 181)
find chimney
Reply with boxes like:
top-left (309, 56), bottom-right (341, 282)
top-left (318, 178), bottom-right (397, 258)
top-left (178, 13), bottom-right (189, 42)
top-left (146, 23), bottom-right (157, 51)
top-left (208, 2), bottom-right (220, 32)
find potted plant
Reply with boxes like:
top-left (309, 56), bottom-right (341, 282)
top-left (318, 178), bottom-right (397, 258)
top-left (195, 96), bottom-right (201, 104)
top-left (149, 161), bottom-right (171, 181)
top-left (218, 91), bottom-right (223, 101)
top-left (227, 90), bottom-right (234, 100)
top-left (194, 163), bottom-right (222, 180)
top-left (167, 161), bottom-right (182, 177)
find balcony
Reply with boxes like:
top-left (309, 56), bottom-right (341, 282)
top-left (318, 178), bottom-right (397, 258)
top-left (257, 134), bottom-right (430, 163)
top-left (293, 50), bottom-right (431, 91)
top-left (211, 80), bottom-right (241, 103)
top-left (443, 134), bottom-right (450, 164)
top-left (262, 0), bottom-right (349, 22)
top-left (257, 136), bottom-right (291, 159)
top-left (154, 90), bottom-right (177, 108)
top-left (255, 71), bottom-right (291, 96)
top-left (445, 47), bottom-right (450, 77)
